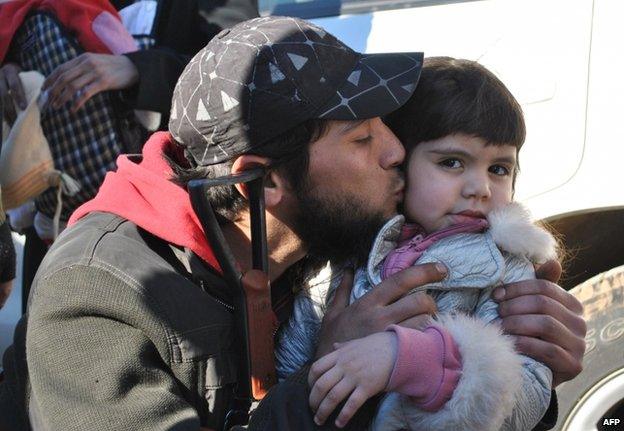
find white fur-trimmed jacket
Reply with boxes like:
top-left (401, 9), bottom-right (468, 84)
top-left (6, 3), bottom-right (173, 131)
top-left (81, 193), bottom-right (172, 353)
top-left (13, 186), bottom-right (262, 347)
top-left (275, 202), bottom-right (556, 430)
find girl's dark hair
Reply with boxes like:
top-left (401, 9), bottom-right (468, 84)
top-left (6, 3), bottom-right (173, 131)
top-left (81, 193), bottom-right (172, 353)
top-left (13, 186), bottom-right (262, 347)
top-left (168, 118), bottom-right (328, 222)
top-left (385, 57), bottom-right (526, 154)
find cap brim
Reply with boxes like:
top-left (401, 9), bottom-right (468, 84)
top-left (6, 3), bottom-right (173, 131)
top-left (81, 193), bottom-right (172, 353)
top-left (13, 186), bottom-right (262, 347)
top-left (317, 52), bottom-right (423, 120)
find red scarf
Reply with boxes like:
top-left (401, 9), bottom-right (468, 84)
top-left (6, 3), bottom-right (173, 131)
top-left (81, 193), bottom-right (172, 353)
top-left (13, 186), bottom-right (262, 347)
top-left (69, 132), bottom-right (221, 272)
top-left (0, 0), bottom-right (124, 62)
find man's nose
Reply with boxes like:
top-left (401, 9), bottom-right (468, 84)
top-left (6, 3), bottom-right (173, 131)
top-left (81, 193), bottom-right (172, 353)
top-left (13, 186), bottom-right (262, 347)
top-left (375, 118), bottom-right (405, 169)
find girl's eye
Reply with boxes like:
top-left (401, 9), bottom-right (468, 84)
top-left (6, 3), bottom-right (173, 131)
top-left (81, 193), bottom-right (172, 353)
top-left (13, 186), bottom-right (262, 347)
top-left (489, 165), bottom-right (511, 176)
top-left (439, 158), bottom-right (462, 169)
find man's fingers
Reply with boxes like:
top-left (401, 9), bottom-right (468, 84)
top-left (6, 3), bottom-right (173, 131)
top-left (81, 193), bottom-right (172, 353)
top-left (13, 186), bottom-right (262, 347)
top-left (0, 77), bottom-right (17, 124)
top-left (335, 387), bottom-right (368, 428)
top-left (513, 335), bottom-right (583, 387)
top-left (535, 259), bottom-right (563, 283)
top-left (385, 291), bottom-right (436, 324)
top-left (5, 66), bottom-right (26, 109)
top-left (494, 279), bottom-right (583, 315)
top-left (327, 268), bottom-right (353, 314)
top-left (0, 281), bottom-right (13, 310)
top-left (498, 294), bottom-right (587, 336)
top-left (313, 378), bottom-right (354, 426)
top-left (398, 314), bottom-right (433, 330)
top-left (365, 263), bottom-right (447, 306)
top-left (500, 314), bottom-right (582, 353)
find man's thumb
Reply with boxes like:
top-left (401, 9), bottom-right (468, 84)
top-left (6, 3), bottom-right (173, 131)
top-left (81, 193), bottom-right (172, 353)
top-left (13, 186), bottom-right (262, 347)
top-left (535, 259), bottom-right (563, 283)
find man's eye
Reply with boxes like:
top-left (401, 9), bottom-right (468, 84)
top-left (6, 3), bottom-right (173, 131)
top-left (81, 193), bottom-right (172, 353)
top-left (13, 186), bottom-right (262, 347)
top-left (355, 135), bottom-right (372, 144)
top-left (489, 165), bottom-right (511, 176)
top-left (439, 158), bottom-right (462, 169)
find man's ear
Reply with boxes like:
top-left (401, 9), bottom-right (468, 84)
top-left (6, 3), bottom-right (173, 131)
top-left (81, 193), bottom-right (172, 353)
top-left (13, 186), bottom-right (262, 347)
top-left (231, 155), bottom-right (286, 208)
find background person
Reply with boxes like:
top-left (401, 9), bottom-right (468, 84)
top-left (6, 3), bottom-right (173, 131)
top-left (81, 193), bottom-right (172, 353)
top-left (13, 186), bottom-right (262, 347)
top-left (0, 0), bottom-right (258, 311)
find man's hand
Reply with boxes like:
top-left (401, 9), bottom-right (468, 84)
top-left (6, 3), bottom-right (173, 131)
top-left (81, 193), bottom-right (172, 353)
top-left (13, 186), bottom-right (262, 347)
top-left (42, 53), bottom-right (138, 113)
top-left (308, 332), bottom-right (396, 428)
top-left (0, 62), bottom-right (27, 124)
top-left (0, 281), bottom-right (13, 310)
top-left (314, 263), bottom-right (444, 358)
top-left (493, 260), bottom-right (586, 387)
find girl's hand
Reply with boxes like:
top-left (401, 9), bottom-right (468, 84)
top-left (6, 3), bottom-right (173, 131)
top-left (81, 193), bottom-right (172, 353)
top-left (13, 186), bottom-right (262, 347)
top-left (308, 332), bottom-right (397, 428)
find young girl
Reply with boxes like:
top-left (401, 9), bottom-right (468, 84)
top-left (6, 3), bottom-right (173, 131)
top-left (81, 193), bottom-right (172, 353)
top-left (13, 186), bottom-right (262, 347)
top-left (275, 57), bottom-right (557, 430)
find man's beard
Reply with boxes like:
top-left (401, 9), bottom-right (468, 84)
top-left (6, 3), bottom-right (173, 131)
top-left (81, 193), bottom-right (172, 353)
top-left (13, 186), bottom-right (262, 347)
top-left (292, 188), bottom-right (388, 266)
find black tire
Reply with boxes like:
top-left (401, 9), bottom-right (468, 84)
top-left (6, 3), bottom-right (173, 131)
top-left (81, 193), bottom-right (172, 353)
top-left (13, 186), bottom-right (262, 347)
top-left (555, 265), bottom-right (624, 431)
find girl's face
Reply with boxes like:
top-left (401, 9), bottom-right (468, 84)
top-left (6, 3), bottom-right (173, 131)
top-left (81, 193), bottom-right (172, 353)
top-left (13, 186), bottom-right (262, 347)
top-left (403, 134), bottom-right (517, 233)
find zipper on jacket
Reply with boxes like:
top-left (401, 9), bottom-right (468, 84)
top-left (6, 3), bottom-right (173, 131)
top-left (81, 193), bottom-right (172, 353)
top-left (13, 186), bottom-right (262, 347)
top-left (199, 279), bottom-right (235, 311)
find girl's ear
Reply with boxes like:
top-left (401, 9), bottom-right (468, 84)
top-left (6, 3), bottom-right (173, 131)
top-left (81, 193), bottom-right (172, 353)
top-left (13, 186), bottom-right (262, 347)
top-left (230, 155), bottom-right (285, 208)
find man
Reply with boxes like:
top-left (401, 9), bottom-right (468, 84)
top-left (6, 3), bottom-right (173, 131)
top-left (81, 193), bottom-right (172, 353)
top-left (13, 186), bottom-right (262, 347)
top-left (0, 16), bottom-right (585, 431)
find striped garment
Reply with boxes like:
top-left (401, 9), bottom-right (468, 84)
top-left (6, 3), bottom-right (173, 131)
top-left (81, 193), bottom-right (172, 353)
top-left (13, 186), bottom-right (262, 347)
top-left (11, 12), bottom-right (144, 221)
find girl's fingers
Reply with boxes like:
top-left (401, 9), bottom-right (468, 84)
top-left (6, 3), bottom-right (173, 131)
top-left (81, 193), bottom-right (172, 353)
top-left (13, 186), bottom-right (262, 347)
top-left (308, 364), bottom-right (342, 413)
top-left (335, 387), bottom-right (370, 428)
top-left (308, 350), bottom-right (338, 388)
top-left (313, 377), bottom-right (354, 426)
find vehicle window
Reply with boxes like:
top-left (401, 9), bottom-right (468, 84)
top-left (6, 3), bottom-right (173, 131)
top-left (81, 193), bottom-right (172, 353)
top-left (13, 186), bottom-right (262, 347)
top-left (259, 0), bottom-right (442, 20)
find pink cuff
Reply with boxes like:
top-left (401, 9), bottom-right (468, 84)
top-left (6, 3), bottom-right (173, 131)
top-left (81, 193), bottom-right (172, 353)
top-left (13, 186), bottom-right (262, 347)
top-left (92, 12), bottom-right (138, 55)
top-left (385, 324), bottom-right (462, 411)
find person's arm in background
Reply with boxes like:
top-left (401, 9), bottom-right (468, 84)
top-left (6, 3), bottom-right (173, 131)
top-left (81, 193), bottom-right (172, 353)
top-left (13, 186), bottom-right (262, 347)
top-left (119, 0), bottom-right (259, 116)
top-left (41, 0), bottom-right (259, 120)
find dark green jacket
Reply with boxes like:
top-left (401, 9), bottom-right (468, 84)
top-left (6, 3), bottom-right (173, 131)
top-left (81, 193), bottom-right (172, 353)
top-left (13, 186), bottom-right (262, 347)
top-left (1, 212), bottom-right (239, 431)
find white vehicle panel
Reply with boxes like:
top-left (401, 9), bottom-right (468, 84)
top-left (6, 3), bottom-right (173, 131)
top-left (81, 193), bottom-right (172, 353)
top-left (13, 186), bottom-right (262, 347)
top-left (523, 0), bottom-right (624, 219)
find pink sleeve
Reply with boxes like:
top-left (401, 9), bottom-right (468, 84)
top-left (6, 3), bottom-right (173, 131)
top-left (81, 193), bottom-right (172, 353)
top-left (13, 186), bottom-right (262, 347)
top-left (385, 324), bottom-right (462, 411)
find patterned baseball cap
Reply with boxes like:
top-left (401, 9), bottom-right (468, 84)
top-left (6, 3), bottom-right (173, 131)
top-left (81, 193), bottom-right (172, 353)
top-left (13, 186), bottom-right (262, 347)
top-left (169, 16), bottom-right (423, 166)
